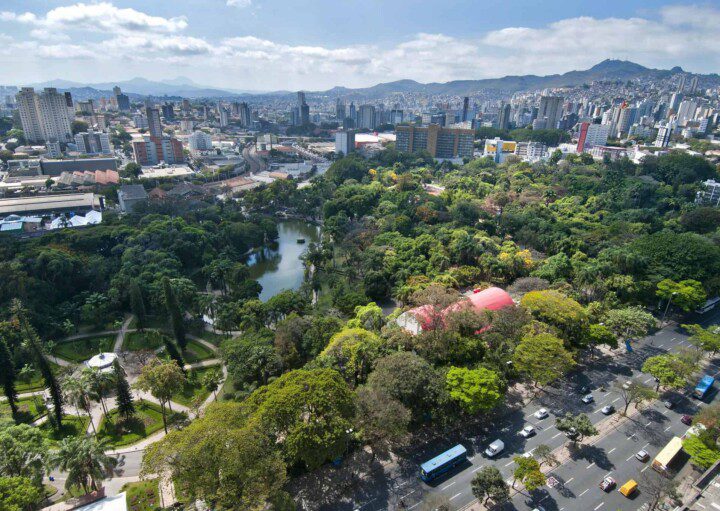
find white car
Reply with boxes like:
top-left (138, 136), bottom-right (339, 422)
top-left (520, 425), bottom-right (536, 438)
top-left (581, 394), bottom-right (594, 404)
top-left (534, 408), bottom-right (549, 419)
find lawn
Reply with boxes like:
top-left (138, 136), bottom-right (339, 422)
top-left (190, 329), bottom-right (229, 347)
top-left (171, 367), bottom-right (217, 407)
top-left (122, 479), bottom-right (160, 511)
top-left (181, 339), bottom-right (216, 363)
top-left (97, 400), bottom-right (165, 448)
top-left (14, 362), bottom-right (62, 393)
top-left (124, 331), bottom-right (164, 352)
top-left (52, 336), bottom-right (115, 363)
top-left (39, 414), bottom-right (90, 445)
top-left (0, 395), bottom-right (47, 423)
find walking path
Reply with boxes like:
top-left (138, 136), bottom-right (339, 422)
top-left (113, 315), bottom-right (134, 353)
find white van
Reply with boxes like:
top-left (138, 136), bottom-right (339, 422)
top-left (485, 439), bottom-right (505, 458)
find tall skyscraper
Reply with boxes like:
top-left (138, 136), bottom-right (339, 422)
top-left (497, 102), bottom-right (511, 130)
top-left (349, 102), bottom-right (356, 122)
top-left (219, 107), bottom-right (229, 128)
top-left (16, 87), bottom-right (73, 144)
top-left (161, 103), bottom-right (175, 121)
top-left (654, 121), bottom-right (674, 148)
top-left (576, 122), bottom-right (610, 152)
top-left (462, 97), bottom-right (470, 122)
top-left (113, 86), bottom-right (130, 111)
top-left (335, 130), bottom-right (355, 155)
top-left (238, 102), bottom-right (251, 128)
top-left (145, 107), bottom-right (163, 138)
top-left (296, 91), bottom-right (309, 125)
top-left (537, 96), bottom-right (563, 130)
top-left (677, 75), bottom-right (686, 93)
top-left (689, 75), bottom-right (699, 93)
top-left (358, 104), bottom-right (376, 130)
top-left (336, 98), bottom-right (346, 121)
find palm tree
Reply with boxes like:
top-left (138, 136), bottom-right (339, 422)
top-left (63, 375), bottom-right (97, 435)
top-left (84, 368), bottom-right (112, 418)
top-left (52, 436), bottom-right (117, 494)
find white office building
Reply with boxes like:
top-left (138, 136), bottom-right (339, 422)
top-left (335, 130), bottom-right (355, 155)
top-left (188, 130), bottom-right (213, 153)
top-left (75, 130), bottom-right (112, 155)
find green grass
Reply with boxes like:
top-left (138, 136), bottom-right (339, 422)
top-left (122, 479), bottom-right (160, 511)
top-left (171, 367), bottom-right (215, 407)
top-left (14, 362), bottom-right (62, 393)
top-left (52, 336), bottom-right (115, 363)
top-left (0, 395), bottom-right (47, 423)
top-left (97, 400), bottom-right (165, 448)
top-left (124, 331), bottom-right (164, 352)
top-left (190, 329), bottom-right (229, 346)
top-left (181, 339), bottom-right (215, 363)
top-left (39, 414), bottom-right (90, 445)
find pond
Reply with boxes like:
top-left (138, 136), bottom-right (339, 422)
top-left (246, 220), bottom-right (321, 301)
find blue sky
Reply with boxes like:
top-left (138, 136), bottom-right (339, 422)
top-left (0, 1), bottom-right (718, 90)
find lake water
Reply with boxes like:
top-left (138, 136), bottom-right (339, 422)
top-left (246, 220), bottom-right (321, 301)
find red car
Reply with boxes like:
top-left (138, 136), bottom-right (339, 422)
top-left (681, 415), bottom-right (693, 426)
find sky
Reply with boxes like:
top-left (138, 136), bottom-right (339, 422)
top-left (0, 0), bottom-right (719, 91)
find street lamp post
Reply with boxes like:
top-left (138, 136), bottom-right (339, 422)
top-left (661, 291), bottom-right (678, 325)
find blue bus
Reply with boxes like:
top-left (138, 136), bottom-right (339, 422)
top-left (419, 444), bottom-right (467, 482)
top-left (694, 375), bottom-right (715, 400)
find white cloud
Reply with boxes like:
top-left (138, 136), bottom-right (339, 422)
top-left (1, 2), bottom-right (720, 89)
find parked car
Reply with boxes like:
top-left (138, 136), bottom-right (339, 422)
top-left (520, 425), bottom-right (536, 438)
top-left (582, 394), bottom-right (594, 404)
top-left (485, 439), bottom-right (505, 458)
top-left (534, 408), bottom-right (549, 420)
top-left (681, 414), bottom-right (693, 425)
top-left (599, 476), bottom-right (616, 492)
top-left (578, 385), bottom-right (590, 394)
top-left (635, 450), bottom-right (650, 462)
top-left (601, 405), bottom-right (615, 415)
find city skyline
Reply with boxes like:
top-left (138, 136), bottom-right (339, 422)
top-left (0, 1), bottom-right (719, 90)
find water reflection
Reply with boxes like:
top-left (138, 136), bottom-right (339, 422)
top-left (245, 220), bottom-right (321, 301)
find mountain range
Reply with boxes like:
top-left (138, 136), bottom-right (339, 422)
top-left (26, 60), bottom-right (720, 100)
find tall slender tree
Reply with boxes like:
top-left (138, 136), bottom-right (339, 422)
top-left (113, 360), bottom-right (135, 422)
top-left (128, 280), bottom-right (147, 331)
top-left (63, 376), bottom-right (97, 436)
top-left (160, 333), bottom-right (186, 371)
top-left (162, 277), bottom-right (186, 350)
top-left (12, 300), bottom-right (63, 427)
top-left (0, 337), bottom-right (18, 420)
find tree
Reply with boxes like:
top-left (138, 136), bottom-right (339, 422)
top-left (135, 359), bottom-right (186, 433)
top-left (657, 279), bottom-right (707, 313)
top-left (642, 354), bottom-right (693, 392)
top-left (51, 436), bottom-right (117, 494)
top-left (354, 386), bottom-right (410, 460)
top-left (512, 332), bottom-right (575, 387)
top-left (445, 366), bottom-right (504, 414)
top-left (683, 323), bottom-right (720, 354)
top-left (0, 424), bottom-right (49, 487)
top-left (13, 300), bottom-right (63, 427)
top-left (367, 352), bottom-right (447, 423)
top-left (128, 280), bottom-right (147, 331)
top-left (143, 404), bottom-right (287, 509)
top-left (71, 120), bottom-right (89, 135)
top-left (555, 412), bottom-right (598, 443)
top-left (512, 456), bottom-right (545, 490)
top-left (346, 302), bottom-right (384, 332)
top-left (221, 331), bottom-right (280, 386)
top-left (640, 470), bottom-right (681, 511)
top-left (584, 323), bottom-right (618, 356)
top-left (533, 444), bottom-right (558, 468)
top-left (615, 381), bottom-right (658, 415)
top-left (163, 277), bottom-right (187, 350)
top-left (113, 360), bottom-right (135, 422)
top-left (471, 466), bottom-right (509, 505)
top-left (202, 369), bottom-right (222, 401)
top-left (123, 162), bottom-right (142, 179)
top-left (683, 434), bottom-right (720, 469)
top-left (160, 332), bottom-right (186, 370)
top-left (317, 327), bottom-right (383, 386)
top-left (63, 375), bottom-right (97, 435)
top-left (0, 337), bottom-right (18, 420)
top-left (0, 476), bottom-right (43, 511)
top-left (601, 306), bottom-right (656, 344)
top-left (520, 290), bottom-right (588, 342)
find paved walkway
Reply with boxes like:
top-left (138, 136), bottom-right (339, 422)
top-left (113, 315), bottom-right (134, 353)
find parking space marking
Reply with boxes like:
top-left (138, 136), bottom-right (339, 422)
top-left (608, 448), bottom-right (616, 454)
top-left (579, 489), bottom-right (589, 497)
top-left (441, 482), bottom-right (455, 491)
top-left (566, 477), bottom-right (574, 484)
top-left (587, 462), bottom-right (596, 469)
top-left (449, 493), bottom-right (462, 501)
top-left (594, 503), bottom-right (604, 510)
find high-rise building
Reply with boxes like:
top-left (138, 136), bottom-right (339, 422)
top-left (676, 100), bottom-right (698, 125)
top-left (146, 107), bottom-right (163, 138)
top-left (396, 124), bottom-right (474, 159)
top-left (132, 136), bottom-right (184, 166)
top-left (238, 102), bottom-right (251, 128)
top-left (133, 114), bottom-right (149, 130)
top-left (497, 102), bottom-right (511, 130)
top-left (335, 130), bottom-right (355, 155)
top-left (390, 109), bottom-right (404, 125)
top-left (219, 107), bottom-right (229, 128)
top-left (74, 130), bottom-right (111, 155)
top-left (669, 93), bottom-right (683, 114)
top-left (161, 103), bottom-right (175, 121)
top-left (349, 102), bottom-right (356, 122)
top-left (537, 96), bottom-right (563, 130)
top-left (616, 107), bottom-right (637, 136)
top-left (677, 75), bottom-right (686, 93)
top-left (295, 91), bottom-right (309, 126)
top-left (576, 122), bottom-right (610, 152)
top-left (188, 130), bottom-right (213, 153)
top-left (358, 104), bottom-right (376, 130)
top-left (654, 121), bottom-right (674, 148)
top-left (336, 99), bottom-right (346, 120)
top-left (16, 87), bottom-right (73, 144)
top-left (114, 86), bottom-right (130, 111)
top-left (182, 99), bottom-right (191, 112)
top-left (462, 97), bottom-right (470, 122)
top-left (689, 75), bottom-right (699, 93)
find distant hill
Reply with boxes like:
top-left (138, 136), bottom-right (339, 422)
top-left (23, 60), bottom-right (720, 100)
top-left (313, 60), bottom-right (713, 98)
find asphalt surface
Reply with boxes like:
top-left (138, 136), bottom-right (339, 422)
top-left (346, 309), bottom-right (720, 511)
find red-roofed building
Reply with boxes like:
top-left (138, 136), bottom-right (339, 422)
top-left (395, 286), bottom-right (514, 335)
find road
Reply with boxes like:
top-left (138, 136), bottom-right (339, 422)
top-left (345, 310), bottom-right (720, 511)
top-left (242, 144), bottom-right (267, 173)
